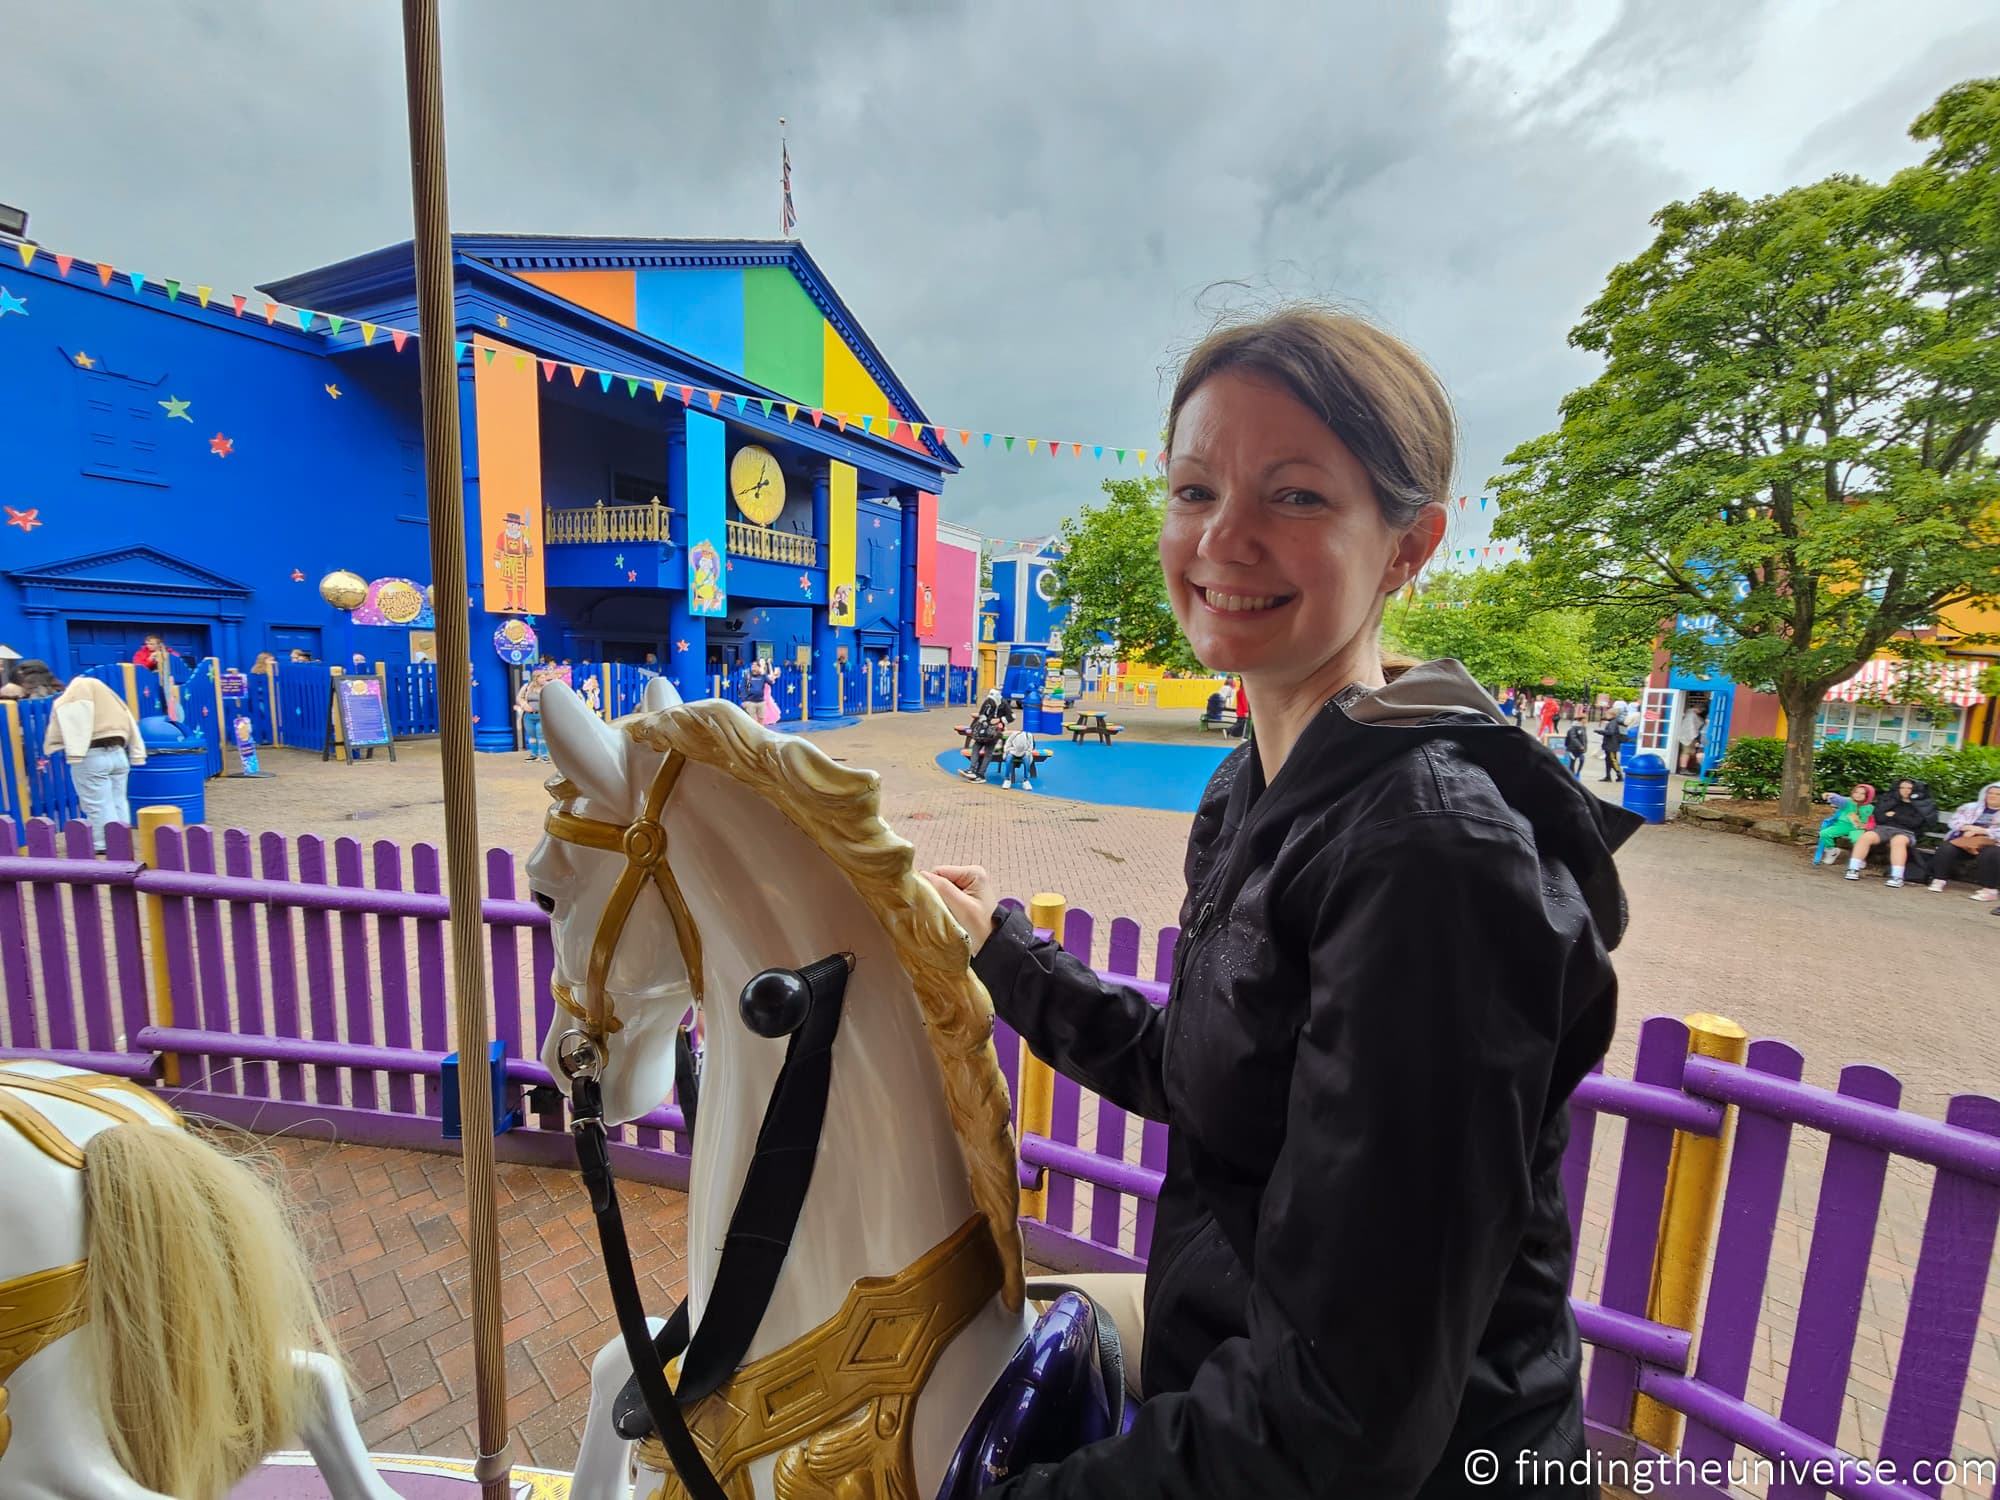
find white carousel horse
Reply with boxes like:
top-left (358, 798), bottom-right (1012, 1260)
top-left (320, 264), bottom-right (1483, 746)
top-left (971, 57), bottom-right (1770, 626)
top-left (0, 1060), bottom-right (402, 1500)
top-left (529, 677), bottom-right (1042, 1500)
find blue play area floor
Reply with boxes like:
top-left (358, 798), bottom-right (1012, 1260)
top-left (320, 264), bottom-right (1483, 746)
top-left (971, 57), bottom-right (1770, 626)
top-left (935, 737), bottom-right (1235, 813)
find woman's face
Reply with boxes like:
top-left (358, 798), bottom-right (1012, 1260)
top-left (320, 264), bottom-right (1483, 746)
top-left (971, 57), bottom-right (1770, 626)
top-left (1160, 369), bottom-right (1437, 686)
top-left (1986, 786), bottom-right (2000, 811)
top-left (1898, 780), bottom-right (1915, 799)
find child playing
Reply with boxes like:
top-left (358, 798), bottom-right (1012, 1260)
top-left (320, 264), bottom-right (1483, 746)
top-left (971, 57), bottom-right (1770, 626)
top-left (1815, 784), bottom-right (1877, 877)
top-left (1562, 720), bottom-right (1587, 778)
top-left (1000, 725), bottom-right (1039, 791)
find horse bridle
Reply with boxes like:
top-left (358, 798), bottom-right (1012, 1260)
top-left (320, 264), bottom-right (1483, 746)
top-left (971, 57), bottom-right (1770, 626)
top-left (539, 744), bottom-right (851, 1500)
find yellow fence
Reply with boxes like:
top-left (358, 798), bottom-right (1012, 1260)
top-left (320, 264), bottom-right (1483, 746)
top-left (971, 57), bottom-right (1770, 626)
top-left (544, 499), bottom-right (672, 545)
top-left (727, 521), bottom-right (817, 567)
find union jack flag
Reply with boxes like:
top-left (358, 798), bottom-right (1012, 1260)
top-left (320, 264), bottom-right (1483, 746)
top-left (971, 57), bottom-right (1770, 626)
top-left (781, 140), bottom-right (797, 236)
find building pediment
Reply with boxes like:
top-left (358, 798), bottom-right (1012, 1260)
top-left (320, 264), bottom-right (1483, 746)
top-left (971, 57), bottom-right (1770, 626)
top-left (6, 545), bottom-right (252, 600)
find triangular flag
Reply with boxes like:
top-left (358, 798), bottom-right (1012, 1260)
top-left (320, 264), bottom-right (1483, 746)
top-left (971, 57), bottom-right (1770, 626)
top-left (455, 341), bottom-right (468, 362)
top-left (197, 286), bottom-right (212, 309)
top-left (514, 354), bottom-right (527, 370)
top-left (1114, 448), bottom-right (1125, 463)
top-left (861, 415), bottom-right (875, 433)
top-left (232, 294), bottom-right (246, 317)
top-left (1071, 443), bottom-right (1083, 458)
top-left (97, 263), bottom-right (114, 286)
top-left (625, 377), bottom-right (640, 397)
top-left (327, 315), bottom-right (345, 336)
top-left (1093, 445), bottom-right (1103, 459)
top-left (55, 253), bottom-right (75, 278)
top-left (163, 280), bottom-right (180, 302)
top-left (361, 322), bottom-right (377, 345)
top-left (1004, 436), bottom-right (1016, 451)
top-left (298, 309), bottom-right (317, 333)
top-left (707, 389), bottom-right (722, 410)
top-left (596, 370), bottom-right (611, 391)
top-left (653, 380), bottom-right (667, 400)
top-left (784, 403), bottom-right (797, 422)
top-left (959, 429), bottom-right (971, 445)
top-left (983, 434), bottom-right (994, 448)
top-left (1138, 449), bottom-right (1148, 466)
top-left (540, 359), bottom-right (556, 381)
top-left (487, 347), bottom-right (502, 368)
top-left (733, 394), bottom-right (749, 415)
top-left (16, 244), bottom-right (34, 268)
top-left (1025, 438), bottom-right (1037, 454)
top-left (809, 409), bottom-right (823, 427)
top-left (679, 385), bottom-right (694, 404)
top-left (835, 414), bottom-right (848, 432)
top-left (569, 364), bottom-right (585, 385)
top-left (390, 328), bottom-right (408, 352)
top-left (885, 419), bottom-right (901, 439)
top-left (129, 272), bottom-right (146, 294)
top-left (759, 398), bottom-right (774, 418)
top-left (1479, 497), bottom-right (1487, 510)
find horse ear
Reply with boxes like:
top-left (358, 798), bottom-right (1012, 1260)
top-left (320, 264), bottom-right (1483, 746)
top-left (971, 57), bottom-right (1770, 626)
top-left (641, 673), bottom-right (681, 713)
top-left (540, 681), bottom-right (627, 811)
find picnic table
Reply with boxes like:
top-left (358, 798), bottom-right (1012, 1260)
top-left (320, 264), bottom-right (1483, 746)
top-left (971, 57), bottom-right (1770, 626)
top-left (1068, 711), bottom-right (1124, 745)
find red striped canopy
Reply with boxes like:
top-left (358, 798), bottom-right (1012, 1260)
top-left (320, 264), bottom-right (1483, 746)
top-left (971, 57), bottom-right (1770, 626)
top-left (1824, 657), bottom-right (1990, 707)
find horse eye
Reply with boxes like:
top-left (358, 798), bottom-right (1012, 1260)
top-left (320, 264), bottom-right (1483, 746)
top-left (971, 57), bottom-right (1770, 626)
top-left (532, 890), bottom-right (557, 915)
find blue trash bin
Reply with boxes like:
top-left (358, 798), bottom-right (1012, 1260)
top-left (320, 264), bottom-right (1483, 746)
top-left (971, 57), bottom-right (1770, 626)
top-left (1622, 752), bottom-right (1669, 824)
top-left (129, 715), bottom-right (208, 827)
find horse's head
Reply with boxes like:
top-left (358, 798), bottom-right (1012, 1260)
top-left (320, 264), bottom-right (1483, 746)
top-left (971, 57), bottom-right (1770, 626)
top-left (528, 674), bottom-right (695, 1126)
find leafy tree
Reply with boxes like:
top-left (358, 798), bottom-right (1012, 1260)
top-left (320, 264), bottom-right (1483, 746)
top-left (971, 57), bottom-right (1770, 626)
top-left (1051, 477), bottom-right (1204, 671)
top-left (1491, 79), bottom-right (2000, 816)
top-left (1384, 567), bottom-right (1607, 693)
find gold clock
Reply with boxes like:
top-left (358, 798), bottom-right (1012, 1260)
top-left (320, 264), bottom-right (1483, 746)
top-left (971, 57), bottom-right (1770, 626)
top-left (729, 444), bottom-right (786, 526)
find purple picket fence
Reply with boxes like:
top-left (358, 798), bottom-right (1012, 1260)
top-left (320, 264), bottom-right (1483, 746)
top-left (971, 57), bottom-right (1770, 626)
top-left (0, 817), bottom-right (1995, 1495)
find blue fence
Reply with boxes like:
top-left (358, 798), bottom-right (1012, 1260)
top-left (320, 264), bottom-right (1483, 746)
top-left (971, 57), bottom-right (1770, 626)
top-left (920, 665), bottom-right (975, 706)
top-left (384, 664), bottom-right (440, 738)
top-left (0, 699), bottom-right (83, 832)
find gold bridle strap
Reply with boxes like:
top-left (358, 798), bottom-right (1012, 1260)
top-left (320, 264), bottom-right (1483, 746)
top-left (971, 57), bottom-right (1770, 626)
top-left (543, 751), bottom-right (706, 1048)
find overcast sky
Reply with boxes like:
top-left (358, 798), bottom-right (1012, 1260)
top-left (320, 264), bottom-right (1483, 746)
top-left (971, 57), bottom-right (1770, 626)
top-left (10, 1), bottom-right (1997, 552)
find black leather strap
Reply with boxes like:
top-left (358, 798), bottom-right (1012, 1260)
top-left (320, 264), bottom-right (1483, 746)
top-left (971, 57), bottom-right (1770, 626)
top-left (674, 1024), bottom-right (700, 1140)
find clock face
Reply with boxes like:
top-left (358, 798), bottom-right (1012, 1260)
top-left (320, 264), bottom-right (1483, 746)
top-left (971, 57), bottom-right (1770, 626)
top-left (730, 445), bottom-right (787, 526)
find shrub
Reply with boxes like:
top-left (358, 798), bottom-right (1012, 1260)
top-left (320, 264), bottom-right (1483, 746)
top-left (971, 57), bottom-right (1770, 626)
top-left (1810, 739), bottom-right (1906, 799)
top-left (1716, 737), bottom-right (1784, 800)
top-left (1908, 744), bottom-right (2000, 810)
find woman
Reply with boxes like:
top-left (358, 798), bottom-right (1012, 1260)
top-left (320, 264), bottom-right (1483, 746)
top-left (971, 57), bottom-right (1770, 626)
top-left (9, 659), bottom-right (64, 698)
top-left (1850, 778), bottom-right (1935, 888)
top-left (926, 308), bottom-right (1633, 1497)
top-left (1928, 781), bottom-right (2000, 901)
top-left (1597, 707), bottom-right (1626, 782)
top-left (1814, 783), bottom-right (1876, 873)
top-left (43, 677), bottom-right (147, 853)
top-left (514, 667), bottom-right (551, 761)
top-left (251, 651), bottom-right (278, 675)
top-left (132, 634), bottom-right (178, 670)
top-left (1675, 701), bottom-right (1705, 774)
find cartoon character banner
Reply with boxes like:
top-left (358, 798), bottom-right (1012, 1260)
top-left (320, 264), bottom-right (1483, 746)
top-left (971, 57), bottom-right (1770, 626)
top-left (352, 576), bottom-right (436, 627)
top-left (473, 338), bottom-right (545, 615)
top-left (685, 410), bottom-right (728, 619)
top-left (915, 490), bottom-right (939, 638)
top-left (828, 459), bottom-right (857, 627)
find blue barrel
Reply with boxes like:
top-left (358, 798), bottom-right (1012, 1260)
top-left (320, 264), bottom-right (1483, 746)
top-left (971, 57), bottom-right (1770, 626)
top-left (1622, 752), bottom-right (1669, 824)
top-left (130, 716), bottom-right (208, 827)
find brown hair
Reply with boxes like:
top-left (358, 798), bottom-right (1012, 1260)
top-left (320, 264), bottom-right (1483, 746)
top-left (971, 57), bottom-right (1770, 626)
top-left (1164, 306), bottom-right (1457, 529)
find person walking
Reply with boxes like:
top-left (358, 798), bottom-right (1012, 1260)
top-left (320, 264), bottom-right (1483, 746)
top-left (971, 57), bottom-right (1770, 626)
top-left (1597, 709), bottom-right (1626, 782)
top-left (43, 677), bottom-right (146, 853)
top-left (1563, 718), bottom-right (1588, 777)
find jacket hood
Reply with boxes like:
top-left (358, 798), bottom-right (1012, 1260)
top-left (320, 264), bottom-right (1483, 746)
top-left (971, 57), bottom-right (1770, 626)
top-left (1954, 781), bottom-right (2000, 819)
top-left (1241, 658), bottom-right (1641, 949)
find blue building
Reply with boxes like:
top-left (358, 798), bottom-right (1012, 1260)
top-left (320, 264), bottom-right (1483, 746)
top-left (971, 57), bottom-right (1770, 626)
top-left (988, 536), bottom-right (1068, 655)
top-left (0, 231), bottom-right (955, 747)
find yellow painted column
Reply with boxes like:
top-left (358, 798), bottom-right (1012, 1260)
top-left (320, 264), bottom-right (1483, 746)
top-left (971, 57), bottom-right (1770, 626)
top-left (601, 662), bottom-right (613, 722)
top-left (1635, 1011), bottom-right (1750, 1451)
top-left (2, 701), bottom-right (32, 824)
top-left (137, 806), bottom-right (186, 1083)
top-left (1016, 891), bottom-right (1066, 1222)
top-left (263, 663), bottom-right (282, 746)
top-left (328, 665), bottom-right (346, 756)
top-left (119, 662), bottom-right (140, 719)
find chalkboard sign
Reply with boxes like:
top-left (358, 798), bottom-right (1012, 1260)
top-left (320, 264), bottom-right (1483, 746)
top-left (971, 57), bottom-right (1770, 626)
top-left (218, 670), bottom-right (248, 696)
top-left (323, 672), bottom-right (398, 763)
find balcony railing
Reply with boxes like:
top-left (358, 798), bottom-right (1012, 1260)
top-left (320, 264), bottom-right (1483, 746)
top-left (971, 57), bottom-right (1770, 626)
top-left (544, 499), bottom-right (671, 545)
top-left (727, 521), bottom-right (817, 568)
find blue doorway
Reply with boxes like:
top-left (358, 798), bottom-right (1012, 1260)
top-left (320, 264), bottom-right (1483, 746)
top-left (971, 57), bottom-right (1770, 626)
top-left (268, 626), bottom-right (322, 663)
top-left (66, 618), bottom-right (212, 676)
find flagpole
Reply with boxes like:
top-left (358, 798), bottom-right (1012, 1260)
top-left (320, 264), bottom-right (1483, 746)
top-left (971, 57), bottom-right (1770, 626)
top-left (399, 2), bottom-right (512, 1496)
top-left (779, 116), bottom-right (789, 237)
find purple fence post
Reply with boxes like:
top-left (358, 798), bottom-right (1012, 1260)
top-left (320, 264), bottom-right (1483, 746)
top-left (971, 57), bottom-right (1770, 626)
top-left (258, 832), bottom-right (305, 1102)
top-left (372, 841), bottom-right (417, 1116)
top-left (1046, 1072), bottom-right (1082, 1232)
top-left (1090, 1095), bottom-right (1130, 1253)
top-left (1583, 1015), bottom-right (1687, 1432)
top-left (485, 850), bottom-right (525, 1123)
top-left (63, 821), bottom-right (115, 1053)
top-left (222, 830), bottom-right (273, 1098)
top-left (1106, 917), bottom-right (1140, 986)
top-left (1153, 926), bottom-right (1178, 988)
top-left (1135, 1120), bottom-right (1168, 1259)
top-left (412, 843), bottom-right (447, 1118)
top-left (1768, 1063), bottom-right (1901, 1500)
top-left (183, 827), bottom-right (238, 1096)
top-left (295, 834), bottom-right (342, 1108)
top-left (333, 839), bottom-right (379, 1113)
top-left (151, 827), bottom-right (215, 1092)
top-left (531, 921), bottom-right (567, 1137)
top-left (1876, 1093), bottom-right (2000, 1492)
top-left (25, 821), bottom-right (77, 1053)
top-left (1561, 1062), bottom-right (1603, 1282)
top-left (104, 823), bottom-right (150, 1059)
top-left (1679, 1039), bottom-right (1806, 1471)
top-left (0, 821), bottom-right (39, 1050)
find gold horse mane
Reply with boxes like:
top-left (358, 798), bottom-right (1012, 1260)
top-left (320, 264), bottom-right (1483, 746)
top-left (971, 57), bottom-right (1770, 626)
top-left (623, 700), bottom-right (1025, 1312)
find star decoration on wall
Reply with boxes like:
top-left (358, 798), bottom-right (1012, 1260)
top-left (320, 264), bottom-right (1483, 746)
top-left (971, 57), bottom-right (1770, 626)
top-left (495, 314), bottom-right (509, 328)
top-left (675, 639), bottom-right (689, 653)
top-left (614, 553), bottom-right (624, 569)
top-left (866, 593), bottom-right (875, 604)
top-left (726, 560), bottom-right (735, 572)
top-left (34, 757), bottom-right (48, 773)
top-left (73, 351), bottom-right (96, 368)
top-left (871, 517), bottom-right (882, 528)
top-left (209, 432), bottom-right (234, 458)
top-left (159, 395), bottom-right (192, 422)
top-left (0, 288), bottom-right (26, 318)
top-left (324, 383), bottom-right (342, 400)
top-left (798, 574), bottom-right (812, 594)
top-left (627, 570), bottom-right (637, 582)
top-left (291, 569), bottom-right (305, 581)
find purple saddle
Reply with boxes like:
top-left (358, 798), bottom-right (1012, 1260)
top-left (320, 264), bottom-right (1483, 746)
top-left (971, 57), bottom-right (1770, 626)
top-left (934, 1290), bottom-right (1134, 1498)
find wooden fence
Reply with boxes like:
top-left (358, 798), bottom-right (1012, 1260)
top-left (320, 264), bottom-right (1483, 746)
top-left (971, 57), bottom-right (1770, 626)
top-left (0, 817), bottom-right (1994, 1496)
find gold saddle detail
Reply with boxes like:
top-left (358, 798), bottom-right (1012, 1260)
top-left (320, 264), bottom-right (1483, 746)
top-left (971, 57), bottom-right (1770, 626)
top-left (0, 1260), bottom-right (89, 1460)
top-left (639, 1214), bottom-right (1003, 1500)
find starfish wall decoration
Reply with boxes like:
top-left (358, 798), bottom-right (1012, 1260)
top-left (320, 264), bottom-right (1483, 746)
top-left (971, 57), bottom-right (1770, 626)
top-left (6, 507), bottom-right (42, 532)
top-left (0, 288), bottom-right (26, 318)
top-left (159, 395), bottom-right (192, 421)
top-left (209, 432), bottom-right (234, 458)
top-left (73, 351), bottom-right (96, 368)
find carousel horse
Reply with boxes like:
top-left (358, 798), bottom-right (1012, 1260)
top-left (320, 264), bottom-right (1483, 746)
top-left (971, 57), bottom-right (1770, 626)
top-left (530, 678), bottom-right (1120, 1500)
top-left (0, 1060), bottom-right (401, 1500)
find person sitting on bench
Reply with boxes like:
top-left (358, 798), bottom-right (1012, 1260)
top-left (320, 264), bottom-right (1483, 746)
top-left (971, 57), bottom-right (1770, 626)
top-left (1001, 725), bottom-right (1040, 791)
top-left (1203, 689), bottom-right (1229, 726)
top-left (961, 714), bottom-right (1004, 782)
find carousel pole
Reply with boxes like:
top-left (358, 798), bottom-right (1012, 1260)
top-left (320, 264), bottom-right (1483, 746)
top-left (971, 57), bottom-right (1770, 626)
top-left (399, 2), bottom-right (512, 1495)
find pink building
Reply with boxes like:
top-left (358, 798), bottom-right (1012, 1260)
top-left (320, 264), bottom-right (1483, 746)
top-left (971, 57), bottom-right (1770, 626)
top-left (922, 519), bottom-right (982, 669)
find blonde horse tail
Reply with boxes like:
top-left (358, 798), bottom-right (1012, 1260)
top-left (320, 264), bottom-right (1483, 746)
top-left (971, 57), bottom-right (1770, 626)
top-left (81, 1123), bottom-right (337, 1500)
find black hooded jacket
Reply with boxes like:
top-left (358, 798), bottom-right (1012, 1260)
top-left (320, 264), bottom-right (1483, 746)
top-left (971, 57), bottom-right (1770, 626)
top-left (974, 662), bottom-right (1640, 1497)
top-left (1874, 783), bottom-right (1938, 838)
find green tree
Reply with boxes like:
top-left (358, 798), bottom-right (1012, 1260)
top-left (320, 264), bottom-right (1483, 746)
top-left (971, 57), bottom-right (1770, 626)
top-left (1384, 568), bottom-right (1606, 693)
top-left (1051, 477), bottom-right (1204, 670)
top-left (1492, 79), bottom-right (2000, 815)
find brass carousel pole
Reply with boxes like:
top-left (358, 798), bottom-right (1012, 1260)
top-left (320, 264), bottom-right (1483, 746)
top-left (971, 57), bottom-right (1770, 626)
top-left (399, 1), bottom-right (512, 1494)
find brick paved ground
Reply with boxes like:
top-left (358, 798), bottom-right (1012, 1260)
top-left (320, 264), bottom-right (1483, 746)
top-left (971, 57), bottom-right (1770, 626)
top-left (204, 708), bottom-right (2000, 1490)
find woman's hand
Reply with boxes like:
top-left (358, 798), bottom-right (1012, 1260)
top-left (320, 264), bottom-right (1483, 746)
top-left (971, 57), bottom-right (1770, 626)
top-left (922, 865), bottom-right (1001, 953)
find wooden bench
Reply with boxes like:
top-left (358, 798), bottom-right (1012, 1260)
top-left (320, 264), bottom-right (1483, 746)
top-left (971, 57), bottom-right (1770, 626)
top-left (1199, 710), bottom-right (1240, 733)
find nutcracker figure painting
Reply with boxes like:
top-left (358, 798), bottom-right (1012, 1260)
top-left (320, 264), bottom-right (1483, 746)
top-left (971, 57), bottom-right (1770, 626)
top-left (493, 511), bottom-right (534, 614)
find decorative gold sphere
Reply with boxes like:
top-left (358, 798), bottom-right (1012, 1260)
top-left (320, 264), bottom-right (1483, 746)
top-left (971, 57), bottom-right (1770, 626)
top-left (319, 570), bottom-right (368, 611)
